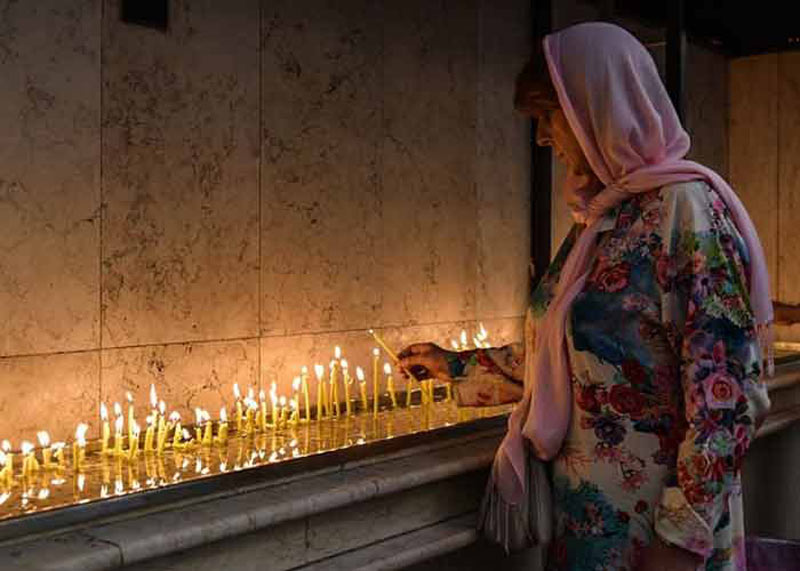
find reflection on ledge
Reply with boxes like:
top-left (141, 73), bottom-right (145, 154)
top-left (0, 393), bottom-right (511, 524)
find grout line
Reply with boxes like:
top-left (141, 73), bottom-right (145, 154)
top-left (257, 0), bottom-right (264, 389)
top-left (0, 315), bottom-right (526, 361)
top-left (776, 54), bottom-right (782, 301)
top-left (98, 0), bottom-right (106, 404)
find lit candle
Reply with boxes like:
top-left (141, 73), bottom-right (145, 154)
top-left (100, 402), bottom-right (111, 455)
top-left (53, 442), bottom-right (66, 466)
top-left (341, 360), bottom-right (351, 415)
top-left (149, 384), bottom-right (158, 419)
top-left (129, 421), bottom-right (141, 457)
top-left (329, 361), bottom-right (339, 417)
top-left (372, 348), bottom-right (380, 417)
top-left (1, 441), bottom-right (12, 484)
top-left (244, 397), bottom-right (255, 434)
top-left (194, 408), bottom-right (204, 442)
top-left (202, 410), bottom-right (213, 446)
top-left (460, 329), bottom-right (468, 350)
top-left (314, 364), bottom-right (325, 420)
top-left (270, 383), bottom-right (278, 428)
top-left (72, 425), bottom-right (87, 469)
top-left (292, 377), bottom-right (301, 422)
top-left (170, 412), bottom-right (182, 449)
top-left (233, 383), bottom-right (243, 432)
top-left (450, 339), bottom-right (460, 351)
top-left (385, 363), bottom-right (397, 408)
top-left (156, 400), bottom-right (167, 454)
top-left (259, 390), bottom-right (268, 431)
top-left (217, 407), bottom-right (229, 444)
top-left (114, 415), bottom-right (124, 456)
top-left (289, 397), bottom-right (299, 424)
top-left (143, 413), bottom-right (155, 452)
top-left (356, 366), bottom-right (368, 411)
top-left (126, 391), bottom-right (135, 445)
top-left (21, 441), bottom-right (38, 479)
top-left (37, 431), bottom-right (52, 468)
top-left (279, 396), bottom-right (287, 426)
top-left (301, 366), bottom-right (310, 422)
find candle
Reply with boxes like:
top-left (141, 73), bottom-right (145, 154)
top-left (100, 402), bottom-right (111, 455)
top-left (156, 400), bottom-right (167, 454)
top-left (202, 410), bottom-right (213, 446)
top-left (301, 366), bottom-right (310, 422)
top-left (73, 425), bottom-right (88, 469)
top-left (244, 397), bottom-right (255, 434)
top-left (270, 383), bottom-right (278, 427)
top-left (341, 360), bottom-right (351, 416)
top-left (314, 364), bottom-right (325, 420)
top-left (149, 383), bottom-right (158, 418)
top-left (385, 363), bottom-right (397, 408)
top-left (372, 348), bottom-right (380, 417)
top-left (356, 366), bottom-right (368, 411)
top-left (233, 383), bottom-right (243, 432)
top-left (144, 414), bottom-right (155, 452)
top-left (21, 441), bottom-right (38, 479)
top-left (114, 415), bottom-right (125, 456)
top-left (37, 431), bottom-right (52, 468)
top-left (129, 421), bottom-right (141, 457)
top-left (289, 397), bottom-right (299, 424)
top-left (217, 407), bottom-right (229, 444)
top-left (53, 442), bottom-right (66, 466)
top-left (329, 361), bottom-right (339, 417)
top-left (279, 396), bottom-right (287, 426)
top-left (194, 408), bottom-right (204, 442)
top-left (450, 339), bottom-right (460, 351)
top-left (460, 329), bottom-right (468, 350)
top-left (259, 390), bottom-right (268, 431)
top-left (1, 441), bottom-right (12, 484)
top-left (292, 377), bottom-right (301, 422)
top-left (126, 391), bottom-right (135, 445)
top-left (170, 412), bottom-right (182, 449)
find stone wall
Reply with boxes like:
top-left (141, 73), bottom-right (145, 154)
top-left (0, 0), bottom-right (532, 442)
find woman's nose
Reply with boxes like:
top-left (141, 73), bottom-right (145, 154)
top-left (535, 118), bottom-right (553, 147)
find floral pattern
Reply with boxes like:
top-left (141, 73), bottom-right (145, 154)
top-left (456, 181), bottom-right (770, 570)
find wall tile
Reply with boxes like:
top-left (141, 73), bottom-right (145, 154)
top-left (0, 351), bottom-right (100, 443)
top-left (382, 0), bottom-right (479, 327)
top-left (0, 1), bottom-right (101, 356)
top-left (102, 339), bottom-right (258, 426)
top-left (686, 43), bottom-right (729, 177)
top-left (475, 0), bottom-right (531, 320)
top-left (778, 52), bottom-right (800, 304)
top-left (729, 55), bottom-right (779, 298)
top-left (260, 0), bottom-right (383, 336)
top-left (102, 0), bottom-right (260, 348)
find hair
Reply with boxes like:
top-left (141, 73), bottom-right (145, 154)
top-left (514, 43), bottom-right (560, 114)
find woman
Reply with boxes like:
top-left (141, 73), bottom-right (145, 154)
top-left (398, 23), bottom-right (772, 570)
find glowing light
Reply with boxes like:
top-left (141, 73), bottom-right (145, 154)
top-left (233, 383), bottom-right (241, 400)
top-left (373, 348), bottom-right (380, 357)
top-left (126, 391), bottom-right (133, 403)
top-left (460, 330), bottom-right (468, 346)
top-left (383, 363), bottom-right (392, 375)
top-left (314, 364), bottom-right (324, 380)
top-left (292, 377), bottom-right (301, 391)
top-left (20, 442), bottom-right (33, 456)
top-left (334, 346), bottom-right (342, 360)
top-left (150, 384), bottom-right (158, 409)
top-left (341, 359), bottom-right (349, 370)
top-left (158, 400), bottom-right (166, 415)
top-left (169, 411), bottom-right (180, 423)
top-left (113, 402), bottom-right (122, 417)
top-left (2, 440), bottom-right (10, 453)
top-left (75, 424), bottom-right (89, 446)
top-left (100, 403), bottom-right (108, 421)
top-left (220, 407), bottom-right (228, 422)
top-left (37, 431), bottom-right (50, 448)
top-left (356, 367), bottom-right (365, 381)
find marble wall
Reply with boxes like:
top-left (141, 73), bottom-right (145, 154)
top-left (0, 1), bottom-right (531, 442)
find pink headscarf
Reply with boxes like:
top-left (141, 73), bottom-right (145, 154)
top-left (492, 22), bottom-right (774, 505)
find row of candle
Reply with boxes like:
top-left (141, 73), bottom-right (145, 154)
top-left (0, 326), bottom-right (491, 485)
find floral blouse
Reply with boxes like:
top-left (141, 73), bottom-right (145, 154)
top-left (452, 181), bottom-right (771, 570)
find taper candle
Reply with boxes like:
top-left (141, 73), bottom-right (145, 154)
top-left (73, 425), bottom-right (87, 469)
top-left (1, 440), bottom-right (12, 484)
top-left (292, 377), bottom-right (301, 421)
top-left (194, 408), bottom-right (203, 442)
top-left (233, 383), bottom-right (243, 432)
top-left (21, 441), bottom-right (38, 479)
top-left (170, 412), bottom-right (182, 449)
top-left (130, 421), bottom-right (141, 457)
top-left (314, 364), bottom-right (325, 420)
top-left (126, 391), bottom-right (135, 446)
top-left (341, 359), bottom-right (351, 415)
top-left (372, 348), bottom-right (380, 417)
top-left (202, 411), bottom-right (213, 446)
top-left (37, 431), bottom-right (52, 468)
top-left (144, 414), bottom-right (155, 452)
top-left (100, 403), bottom-right (111, 455)
top-left (53, 442), bottom-right (66, 466)
top-left (384, 363), bottom-right (397, 408)
top-left (356, 366), bottom-right (367, 411)
top-left (114, 415), bottom-right (124, 457)
top-left (279, 396), bottom-right (287, 426)
top-left (156, 400), bottom-right (167, 454)
top-left (217, 407), bottom-right (229, 444)
top-left (329, 361), bottom-right (339, 417)
top-left (270, 383), bottom-right (278, 428)
top-left (301, 366), bottom-right (310, 422)
top-left (259, 390), bottom-right (268, 431)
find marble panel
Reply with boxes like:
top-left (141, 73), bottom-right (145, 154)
top-left (0, 351), bottom-right (100, 443)
top-left (778, 52), bottom-right (800, 304)
top-left (729, 55), bottom-right (779, 297)
top-left (381, 0), bottom-right (479, 327)
top-left (260, 0), bottom-right (383, 336)
top-left (686, 43), bottom-right (729, 177)
top-left (102, 0), bottom-right (260, 348)
top-left (0, 1), bottom-right (101, 356)
top-left (101, 339), bottom-right (258, 427)
top-left (260, 317), bottom-right (523, 401)
top-left (475, 0), bottom-right (531, 320)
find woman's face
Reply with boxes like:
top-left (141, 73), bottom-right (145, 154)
top-left (534, 108), bottom-right (593, 176)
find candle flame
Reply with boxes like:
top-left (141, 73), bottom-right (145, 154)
top-left (182, 428), bottom-right (191, 441)
top-left (75, 424), bottom-right (89, 445)
top-left (195, 408), bottom-right (203, 425)
top-left (373, 347), bottom-right (380, 357)
top-left (292, 377), bottom-right (301, 391)
top-left (451, 339), bottom-right (460, 351)
top-left (115, 416), bottom-right (124, 433)
top-left (169, 411), bottom-right (180, 423)
top-left (20, 441), bottom-right (33, 456)
top-left (52, 442), bottom-right (65, 451)
top-left (132, 422), bottom-right (141, 437)
top-left (0, 451), bottom-right (6, 467)
top-left (341, 359), bottom-right (348, 370)
top-left (460, 330), bottom-right (467, 345)
top-left (150, 384), bottom-right (158, 408)
top-left (37, 431), bottom-right (50, 448)
top-left (479, 322), bottom-right (488, 338)
top-left (314, 364), bottom-right (324, 379)
top-left (356, 366), bottom-right (365, 381)
top-left (202, 410), bottom-right (212, 422)
top-left (329, 360), bottom-right (336, 370)
top-left (279, 396), bottom-right (287, 406)
top-left (270, 383), bottom-right (277, 399)
top-left (473, 336), bottom-right (481, 348)
top-left (259, 389), bottom-right (266, 402)
top-left (100, 402), bottom-right (108, 421)
top-left (291, 398), bottom-right (298, 410)
top-left (334, 346), bottom-right (342, 359)
top-left (233, 383), bottom-right (241, 399)
top-left (126, 391), bottom-right (134, 403)
top-left (383, 362), bottom-right (392, 375)
top-left (146, 414), bottom-right (154, 427)
top-left (270, 392), bottom-right (277, 406)
top-left (78, 474), bottom-right (85, 491)
top-left (114, 402), bottom-right (122, 417)
top-left (220, 407), bottom-right (228, 422)
top-left (247, 400), bottom-right (257, 411)
top-left (248, 387), bottom-right (255, 400)
top-left (301, 365), bottom-right (308, 374)
top-left (158, 400), bottom-right (166, 415)
top-left (1, 440), bottom-right (10, 453)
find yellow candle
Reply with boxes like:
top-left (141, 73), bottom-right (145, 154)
top-left (202, 411), bottom-right (213, 446)
top-left (129, 421), bottom-right (141, 457)
top-left (341, 360), bottom-right (351, 416)
top-left (244, 398), bottom-right (255, 434)
top-left (100, 402), bottom-right (110, 455)
top-left (156, 400), bottom-right (167, 453)
top-left (1, 441), bottom-right (12, 484)
top-left (259, 390), bottom-right (268, 432)
top-left (21, 441), bottom-right (38, 479)
top-left (329, 361), bottom-right (339, 417)
top-left (356, 366), bottom-right (368, 411)
top-left (53, 442), bottom-right (66, 466)
top-left (194, 408), bottom-right (204, 442)
top-left (233, 383), bottom-right (243, 432)
top-left (314, 364), bottom-right (325, 420)
top-left (289, 397), bottom-right (299, 424)
top-left (37, 431), bottom-right (52, 468)
top-left (372, 348), bottom-right (380, 417)
top-left (144, 414), bottom-right (155, 452)
top-left (170, 412), bottom-right (182, 449)
top-left (279, 396), bottom-right (287, 426)
top-left (217, 408), bottom-right (229, 444)
top-left (126, 392), bottom-right (135, 445)
top-left (460, 329), bottom-right (468, 350)
top-left (149, 383), bottom-right (159, 424)
top-left (270, 384), bottom-right (278, 428)
top-left (450, 339), bottom-right (460, 351)
top-left (301, 366), bottom-right (310, 422)
top-left (446, 382), bottom-right (453, 402)
top-left (72, 425), bottom-right (87, 470)
top-left (114, 415), bottom-right (124, 457)
top-left (385, 363), bottom-right (397, 408)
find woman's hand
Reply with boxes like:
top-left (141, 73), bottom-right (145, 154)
top-left (637, 536), bottom-right (702, 571)
top-left (397, 343), bottom-right (457, 382)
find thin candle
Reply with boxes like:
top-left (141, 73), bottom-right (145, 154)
top-left (385, 363), bottom-right (397, 408)
top-left (100, 403), bottom-right (111, 455)
top-left (329, 361), bottom-right (339, 417)
top-left (21, 441), bottom-right (38, 479)
top-left (217, 407), bottom-right (229, 444)
top-left (126, 391), bottom-right (135, 445)
top-left (202, 411), bottom-right (213, 446)
top-left (170, 412), bottom-right (182, 449)
top-left (259, 390), bottom-right (268, 431)
top-left (301, 366), bottom-right (310, 422)
top-left (53, 442), bottom-right (66, 466)
top-left (194, 408), bottom-right (204, 442)
top-left (37, 431), bottom-right (52, 468)
top-left (460, 329), bottom-right (468, 350)
top-left (233, 383), bottom-right (243, 432)
top-left (292, 377), bottom-right (301, 422)
top-left (372, 348), bottom-right (380, 417)
top-left (341, 360), bottom-right (351, 415)
top-left (279, 396), bottom-right (287, 426)
top-left (367, 329), bottom-right (420, 387)
top-left (314, 364), bottom-right (325, 420)
top-left (356, 366), bottom-right (367, 411)
top-left (114, 415), bottom-right (125, 457)
top-left (149, 384), bottom-right (158, 418)
top-left (144, 414), bottom-right (155, 452)
top-left (73, 425), bottom-right (87, 469)
top-left (129, 421), bottom-right (141, 457)
top-left (1, 441), bottom-right (12, 484)
top-left (270, 382), bottom-right (278, 427)
top-left (156, 400), bottom-right (167, 454)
